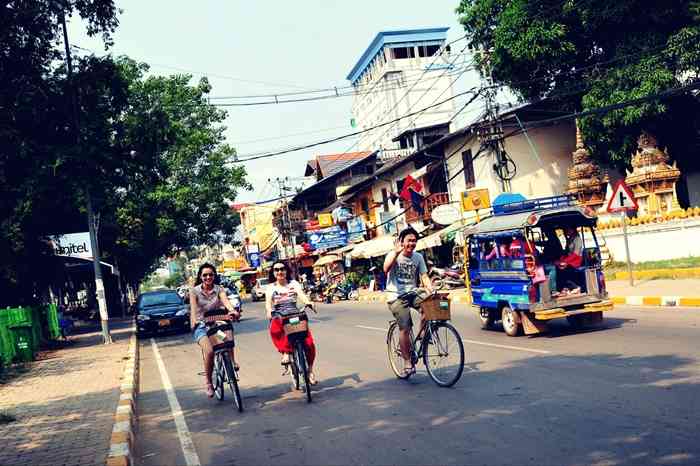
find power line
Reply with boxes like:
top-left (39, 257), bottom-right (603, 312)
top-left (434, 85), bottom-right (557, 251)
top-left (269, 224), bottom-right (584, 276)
top-left (233, 88), bottom-right (481, 162)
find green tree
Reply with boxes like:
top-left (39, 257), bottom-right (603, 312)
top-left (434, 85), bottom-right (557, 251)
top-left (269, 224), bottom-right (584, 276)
top-left (456, 0), bottom-right (700, 167)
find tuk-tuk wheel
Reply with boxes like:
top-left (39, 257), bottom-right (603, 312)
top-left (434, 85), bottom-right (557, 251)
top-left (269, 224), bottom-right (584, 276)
top-left (479, 307), bottom-right (496, 329)
top-left (501, 305), bottom-right (522, 337)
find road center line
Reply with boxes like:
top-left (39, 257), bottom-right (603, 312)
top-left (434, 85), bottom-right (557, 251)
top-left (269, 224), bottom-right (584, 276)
top-left (151, 338), bottom-right (202, 466)
top-left (354, 325), bottom-right (551, 354)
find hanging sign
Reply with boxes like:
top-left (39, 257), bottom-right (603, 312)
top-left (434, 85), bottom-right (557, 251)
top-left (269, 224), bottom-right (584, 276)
top-left (461, 188), bottom-right (491, 212)
top-left (318, 213), bottom-right (333, 227)
top-left (306, 225), bottom-right (348, 250)
top-left (607, 180), bottom-right (638, 213)
top-left (431, 204), bottom-right (461, 225)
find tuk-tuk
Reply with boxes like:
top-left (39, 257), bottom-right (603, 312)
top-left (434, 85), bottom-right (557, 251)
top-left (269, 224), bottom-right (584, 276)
top-left (465, 195), bottom-right (613, 336)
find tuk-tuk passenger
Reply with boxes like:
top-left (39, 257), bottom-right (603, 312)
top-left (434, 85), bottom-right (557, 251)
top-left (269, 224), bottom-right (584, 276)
top-left (547, 227), bottom-right (584, 296)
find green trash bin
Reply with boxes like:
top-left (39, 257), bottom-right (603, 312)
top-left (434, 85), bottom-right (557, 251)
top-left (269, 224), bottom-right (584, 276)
top-left (10, 324), bottom-right (35, 362)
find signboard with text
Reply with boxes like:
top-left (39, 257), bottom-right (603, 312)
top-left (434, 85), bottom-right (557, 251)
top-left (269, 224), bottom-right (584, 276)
top-left (461, 188), bottom-right (491, 212)
top-left (306, 225), bottom-right (348, 250)
top-left (51, 232), bottom-right (92, 260)
top-left (318, 213), bottom-right (334, 227)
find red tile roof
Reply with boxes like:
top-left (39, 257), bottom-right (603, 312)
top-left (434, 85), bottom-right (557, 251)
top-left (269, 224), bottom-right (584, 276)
top-left (307, 151), bottom-right (372, 179)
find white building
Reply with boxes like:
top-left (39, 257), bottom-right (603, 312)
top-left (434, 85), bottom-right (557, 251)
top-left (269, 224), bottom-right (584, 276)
top-left (347, 28), bottom-right (456, 157)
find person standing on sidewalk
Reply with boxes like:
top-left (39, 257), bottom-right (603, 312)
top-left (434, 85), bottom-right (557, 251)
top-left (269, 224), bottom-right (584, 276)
top-left (384, 227), bottom-right (432, 376)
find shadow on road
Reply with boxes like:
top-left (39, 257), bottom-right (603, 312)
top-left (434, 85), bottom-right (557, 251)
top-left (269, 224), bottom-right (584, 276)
top-left (144, 349), bottom-right (699, 466)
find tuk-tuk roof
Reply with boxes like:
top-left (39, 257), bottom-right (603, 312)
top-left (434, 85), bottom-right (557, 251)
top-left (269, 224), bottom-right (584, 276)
top-left (465, 206), bottom-right (596, 237)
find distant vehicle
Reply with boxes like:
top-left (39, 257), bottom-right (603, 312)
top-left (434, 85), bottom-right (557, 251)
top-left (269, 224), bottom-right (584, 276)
top-left (226, 286), bottom-right (243, 315)
top-left (135, 289), bottom-right (190, 337)
top-left (251, 278), bottom-right (269, 302)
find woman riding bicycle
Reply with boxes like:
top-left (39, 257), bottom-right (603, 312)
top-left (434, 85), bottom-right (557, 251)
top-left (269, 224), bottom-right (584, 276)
top-left (189, 263), bottom-right (241, 398)
top-left (265, 261), bottom-right (318, 385)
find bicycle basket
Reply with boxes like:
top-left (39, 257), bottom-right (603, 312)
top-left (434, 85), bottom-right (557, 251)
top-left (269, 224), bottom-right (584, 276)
top-left (206, 321), bottom-right (234, 350)
top-left (282, 313), bottom-right (308, 335)
top-left (421, 294), bottom-right (451, 321)
top-left (203, 309), bottom-right (229, 324)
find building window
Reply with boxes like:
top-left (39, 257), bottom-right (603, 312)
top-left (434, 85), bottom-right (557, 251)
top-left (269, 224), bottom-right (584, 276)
top-left (462, 149), bottom-right (475, 188)
top-left (392, 47), bottom-right (415, 59)
top-left (418, 44), bottom-right (440, 57)
top-left (360, 197), bottom-right (370, 213)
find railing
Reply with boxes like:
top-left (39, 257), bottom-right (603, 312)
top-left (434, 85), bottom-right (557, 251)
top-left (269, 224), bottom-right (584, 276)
top-left (378, 148), bottom-right (413, 162)
top-left (405, 192), bottom-right (450, 224)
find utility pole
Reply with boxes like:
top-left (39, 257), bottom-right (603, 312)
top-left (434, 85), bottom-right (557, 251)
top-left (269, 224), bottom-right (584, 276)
top-left (271, 177), bottom-right (298, 276)
top-left (60, 11), bottom-right (112, 343)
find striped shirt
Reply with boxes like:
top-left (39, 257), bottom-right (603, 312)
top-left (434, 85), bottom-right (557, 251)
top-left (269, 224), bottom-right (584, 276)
top-left (267, 280), bottom-right (302, 317)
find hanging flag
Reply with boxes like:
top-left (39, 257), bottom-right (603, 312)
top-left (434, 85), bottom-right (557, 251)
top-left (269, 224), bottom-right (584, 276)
top-left (410, 190), bottom-right (425, 215)
top-left (400, 175), bottom-right (423, 201)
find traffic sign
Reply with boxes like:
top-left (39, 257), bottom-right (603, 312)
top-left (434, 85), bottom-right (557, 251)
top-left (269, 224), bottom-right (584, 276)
top-left (607, 180), bottom-right (638, 213)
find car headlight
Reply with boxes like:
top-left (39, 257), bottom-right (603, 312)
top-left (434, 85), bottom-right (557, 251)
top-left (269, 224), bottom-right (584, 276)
top-left (137, 314), bottom-right (150, 321)
top-left (175, 308), bottom-right (189, 316)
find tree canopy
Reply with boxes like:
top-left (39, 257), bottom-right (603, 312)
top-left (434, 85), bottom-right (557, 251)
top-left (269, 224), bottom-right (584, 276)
top-left (456, 0), bottom-right (700, 167)
top-left (1, 1), bottom-right (249, 306)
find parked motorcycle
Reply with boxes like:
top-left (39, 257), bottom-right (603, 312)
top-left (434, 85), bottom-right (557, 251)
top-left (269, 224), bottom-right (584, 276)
top-left (428, 261), bottom-right (465, 290)
top-left (324, 281), bottom-right (358, 302)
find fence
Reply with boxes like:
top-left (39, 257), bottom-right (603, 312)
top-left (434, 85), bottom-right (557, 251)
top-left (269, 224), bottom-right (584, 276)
top-left (0, 304), bottom-right (61, 367)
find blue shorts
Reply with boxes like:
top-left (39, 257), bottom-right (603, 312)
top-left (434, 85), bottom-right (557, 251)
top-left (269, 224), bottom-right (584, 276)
top-left (192, 324), bottom-right (208, 343)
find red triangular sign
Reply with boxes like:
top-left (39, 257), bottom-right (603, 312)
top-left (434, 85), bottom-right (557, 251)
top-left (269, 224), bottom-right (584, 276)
top-left (607, 180), bottom-right (638, 212)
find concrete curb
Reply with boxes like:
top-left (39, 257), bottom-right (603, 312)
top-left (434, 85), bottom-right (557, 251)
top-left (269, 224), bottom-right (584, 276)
top-left (106, 323), bottom-right (139, 466)
top-left (358, 292), bottom-right (700, 308)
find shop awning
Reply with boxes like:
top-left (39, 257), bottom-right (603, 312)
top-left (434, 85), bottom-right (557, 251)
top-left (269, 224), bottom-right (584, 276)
top-left (415, 230), bottom-right (443, 251)
top-left (350, 235), bottom-right (396, 259)
top-left (314, 254), bottom-right (342, 267)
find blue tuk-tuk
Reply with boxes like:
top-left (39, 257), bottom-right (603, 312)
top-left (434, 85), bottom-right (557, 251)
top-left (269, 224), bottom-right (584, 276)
top-left (464, 195), bottom-right (613, 336)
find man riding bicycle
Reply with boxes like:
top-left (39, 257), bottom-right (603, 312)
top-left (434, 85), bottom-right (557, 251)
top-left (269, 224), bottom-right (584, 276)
top-left (384, 227), bottom-right (432, 377)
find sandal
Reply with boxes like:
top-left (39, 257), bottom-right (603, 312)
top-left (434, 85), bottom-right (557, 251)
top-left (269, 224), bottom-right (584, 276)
top-left (206, 383), bottom-right (214, 398)
top-left (308, 373), bottom-right (318, 385)
top-left (402, 365), bottom-right (416, 377)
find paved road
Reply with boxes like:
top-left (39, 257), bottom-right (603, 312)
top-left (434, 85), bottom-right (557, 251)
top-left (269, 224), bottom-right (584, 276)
top-left (136, 301), bottom-right (700, 466)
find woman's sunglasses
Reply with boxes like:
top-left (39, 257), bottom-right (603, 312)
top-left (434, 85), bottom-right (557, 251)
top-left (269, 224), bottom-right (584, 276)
top-left (201, 273), bottom-right (214, 278)
top-left (273, 267), bottom-right (286, 272)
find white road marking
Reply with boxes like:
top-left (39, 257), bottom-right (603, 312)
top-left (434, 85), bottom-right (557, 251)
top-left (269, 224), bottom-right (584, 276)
top-left (151, 338), bottom-right (201, 466)
top-left (356, 325), bottom-right (386, 331)
top-left (461, 338), bottom-right (551, 354)
top-left (354, 325), bottom-right (551, 354)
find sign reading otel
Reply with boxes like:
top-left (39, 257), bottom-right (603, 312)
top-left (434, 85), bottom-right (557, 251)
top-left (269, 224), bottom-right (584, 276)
top-left (51, 232), bottom-right (92, 260)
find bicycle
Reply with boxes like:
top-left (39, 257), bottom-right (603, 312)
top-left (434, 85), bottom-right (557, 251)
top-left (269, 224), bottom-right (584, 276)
top-left (280, 304), bottom-right (316, 403)
top-left (386, 290), bottom-right (465, 387)
top-left (200, 310), bottom-right (243, 412)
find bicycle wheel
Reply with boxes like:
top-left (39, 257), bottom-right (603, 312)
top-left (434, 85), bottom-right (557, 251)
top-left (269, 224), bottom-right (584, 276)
top-left (295, 342), bottom-right (312, 403)
top-left (212, 354), bottom-right (224, 401)
top-left (422, 322), bottom-right (465, 387)
top-left (289, 350), bottom-right (300, 390)
top-left (222, 351), bottom-right (243, 412)
top-left (387, 322), bottom-right (413, 379)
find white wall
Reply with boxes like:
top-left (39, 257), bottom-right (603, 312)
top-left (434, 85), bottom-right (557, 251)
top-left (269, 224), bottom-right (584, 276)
top-left (599, 219), bottom-right (700, 262)
top-left (445, 121), bottom-right (576, 208)
top-left (352, 48), bottom-right (455, 152)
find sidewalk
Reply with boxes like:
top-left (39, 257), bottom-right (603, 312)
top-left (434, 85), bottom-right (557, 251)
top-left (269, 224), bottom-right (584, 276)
top-left (0, 319), bottom-right (133, 466)
top-left (358, 278), bottom-right (700, 307)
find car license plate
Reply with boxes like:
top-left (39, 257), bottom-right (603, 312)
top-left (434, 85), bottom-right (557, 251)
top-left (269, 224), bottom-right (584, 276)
top-left (289, 317), bottom-right (300, 324)
top-left (158, 319), bottom-right (170, 327)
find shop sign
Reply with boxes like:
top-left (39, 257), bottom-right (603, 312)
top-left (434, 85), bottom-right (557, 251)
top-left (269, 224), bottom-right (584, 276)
top-left (461, 188), bottom-right (491, 212)
top-left (247, 252), bottom-right (261, 268)
top-left (332, 206), bottom-right (353, 223)
top-left (346, 216), bottom-right (366, 241)
top-left (318, 213), bottom-right (333, 227)
top-left (51, 232), bottom-right (92, 260)
top-left (306, 225), bottom-right (348, 250)
top-left (431, 204), bottom-right (461, 225)
top-left (305, 219), bottom-right (321, 231)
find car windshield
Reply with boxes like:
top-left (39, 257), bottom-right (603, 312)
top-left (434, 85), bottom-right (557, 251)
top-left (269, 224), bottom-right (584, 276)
top-left (140, 292), bottom-right (182, 307)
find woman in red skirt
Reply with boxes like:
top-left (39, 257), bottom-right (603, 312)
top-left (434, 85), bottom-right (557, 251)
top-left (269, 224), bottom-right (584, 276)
top-left (265, 261), bottom-right (318, 385)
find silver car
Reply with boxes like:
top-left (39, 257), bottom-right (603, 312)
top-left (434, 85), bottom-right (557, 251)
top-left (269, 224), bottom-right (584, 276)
top-left (251, 278), bottom-right (269, 302)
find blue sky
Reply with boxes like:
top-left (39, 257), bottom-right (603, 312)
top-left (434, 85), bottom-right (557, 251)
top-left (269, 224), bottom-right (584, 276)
top-left (69, 0), bottom-right (482, 203)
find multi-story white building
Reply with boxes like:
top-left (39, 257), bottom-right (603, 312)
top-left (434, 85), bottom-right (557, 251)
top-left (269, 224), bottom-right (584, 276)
top-left (347, 28), bottom-right (456, 159)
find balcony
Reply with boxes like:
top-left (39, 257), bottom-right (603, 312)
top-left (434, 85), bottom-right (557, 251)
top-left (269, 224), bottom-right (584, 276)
top-left (405, 192), bottom-right (450, 224)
